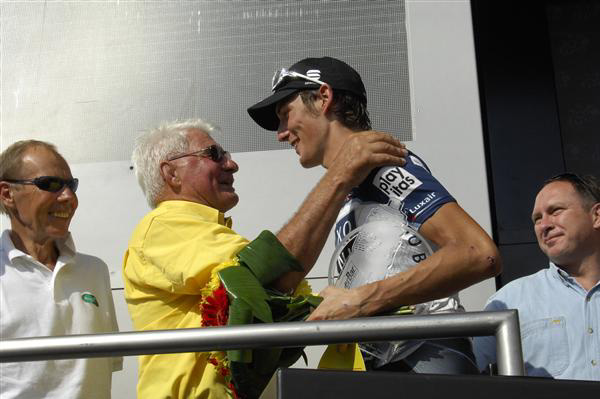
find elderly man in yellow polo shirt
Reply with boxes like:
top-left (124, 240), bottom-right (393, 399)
top-left (123, 118), bottom-right (406, 399)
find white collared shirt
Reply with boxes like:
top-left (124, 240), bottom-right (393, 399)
top-left (0, 230), bottom-right (122, 399)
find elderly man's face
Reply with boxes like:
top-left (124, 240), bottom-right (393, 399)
top-left (175, 129), bottom-right (239, 213)
top-left (7, 146), bottom-right (78, 243)
top-left (532, 181), bottom-right (597, 266)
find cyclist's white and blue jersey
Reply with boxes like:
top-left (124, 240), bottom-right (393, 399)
top-left (333, 151), bottom-right (465, 363)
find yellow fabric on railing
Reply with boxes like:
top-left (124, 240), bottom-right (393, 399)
top-left (318, 343), bottom-right (366, 371)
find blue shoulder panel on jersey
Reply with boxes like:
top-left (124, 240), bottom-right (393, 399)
top-left (352, 151), bottom-right (455, 226)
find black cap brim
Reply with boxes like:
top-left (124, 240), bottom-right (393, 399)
top-left (247, 88), bottom-right (302, 131)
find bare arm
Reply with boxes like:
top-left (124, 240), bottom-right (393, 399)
top-left (273, 132), bottom-right (407, 293)
top-left (307, 202), bottom-right (502, 320)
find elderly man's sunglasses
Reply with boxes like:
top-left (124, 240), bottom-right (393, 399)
top-left (4, 176), bottom-right (79, 193)
top-left (167, 144), bottom-right (231, 163)
top-left (271, 68), bottom-right (325, 91)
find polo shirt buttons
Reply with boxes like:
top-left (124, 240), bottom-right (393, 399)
top-left (589, 327), bottom-right (594, 334)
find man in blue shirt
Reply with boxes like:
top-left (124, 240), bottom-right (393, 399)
top-left (474, 173), bottom-right (600, 381)
top-left (248, 56), bottom-right (501, 374)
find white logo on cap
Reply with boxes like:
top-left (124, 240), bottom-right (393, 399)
top-left (306, 69), bottom-right (321, 80)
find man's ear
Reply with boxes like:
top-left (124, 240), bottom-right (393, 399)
top-left (159, 161), bottom-right (181, 192)
top-left (0, 181), bottom-right (15, 212)
top-left (318, 84), bottom-right (334, 114)
top-left (592, 203), bottom-right (600, 229)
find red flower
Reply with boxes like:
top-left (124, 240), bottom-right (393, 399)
top-left (228, 382), bottom-right (240, 399)
top-left (201, 283), bottom-right (230, 327)
top-left (207, 357), bottom-right (219, 366)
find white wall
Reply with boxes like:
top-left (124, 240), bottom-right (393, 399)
top-left (405, 0), bottom-right (496, 312)
top-left (2, 1), bottom-right (494, 398)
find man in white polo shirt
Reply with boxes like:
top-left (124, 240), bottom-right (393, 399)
top-left (0, 140), bottom-right (122, 399)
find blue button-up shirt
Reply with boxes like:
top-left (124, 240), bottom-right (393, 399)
top-left (473, 263), bottom-right (600, 381)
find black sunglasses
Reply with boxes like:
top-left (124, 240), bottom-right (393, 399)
top-left (4, 176), bottom-right (79, 193)
top-left (167, 144), bottom-right (231, 163)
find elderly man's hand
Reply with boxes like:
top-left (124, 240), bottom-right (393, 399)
top-left (306, 285), bottom-right (368, 321)
top-left (328, 131), bottom-right (407, 190)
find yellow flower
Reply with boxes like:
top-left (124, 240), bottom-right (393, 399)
top-left (200, 259), bottom-right (239, 299)
top-left (292, 279), bottom-right (313, 297)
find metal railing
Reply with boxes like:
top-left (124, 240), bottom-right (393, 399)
top-left (0, 310), bottom-right (524, 376)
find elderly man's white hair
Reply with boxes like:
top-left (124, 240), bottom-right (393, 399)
top-left (132, 118), bottom-right (222, 208)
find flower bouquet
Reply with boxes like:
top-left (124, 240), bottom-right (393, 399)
top-left (200, 231), bottom-right (322, 399)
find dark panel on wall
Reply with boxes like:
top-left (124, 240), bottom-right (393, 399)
top-left (498, 243), bottom-right (549, 286)
top-left (472, 0), bottom-right (600, 289)
top-left (471, 0), bottom-right (564, 248)
top-left (546, 1), bottom-right (600, 175)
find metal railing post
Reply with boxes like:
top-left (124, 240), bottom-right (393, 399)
top-left (495, 310), bottom-right (525, 376)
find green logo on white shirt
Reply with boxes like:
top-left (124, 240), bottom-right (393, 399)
top-left (82, 293), bottom-right (99, 307)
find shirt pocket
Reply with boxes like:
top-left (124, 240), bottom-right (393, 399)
top-left (521, 316), bottom-right (569, 377)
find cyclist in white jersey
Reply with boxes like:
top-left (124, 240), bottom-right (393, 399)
top-left (248, 56), bottom-right (501, 374)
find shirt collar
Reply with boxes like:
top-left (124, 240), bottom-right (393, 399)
top-left (548, 261), bottom-right (597, 293)
top-left (1, 229), bottom-right (76, 264)
top-left (549, 261), bottom-right (572, 283)
top-left (156, 200), bottom-right (233, 228)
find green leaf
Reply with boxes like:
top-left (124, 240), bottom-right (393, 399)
top-left (227, 348), bottom-right (252, 364)
top-left (219, 270), bottom-right (324, 397)
top-left (227, 297), bottom-right (253, 325)
top-left (226, 298), bottom-right (253, 363)
top-left (238, 230), bottom-right (302, 285)
top-left (219, 267), bottom-right (273, 323)
top-left (229, 361), bottom-right (266, 399)
top-left (379, 305), bottom-right (415, 316)
top-left (278, 307), bottom-right (311, 322)
top-left (252, 348), bottom-right (282, 375)
top-left (305, 295), bottom-right (323, 308)
top-left (300, 350), bottom-right (308, 366)
top-left (279, 347), bottom-right (306, 368)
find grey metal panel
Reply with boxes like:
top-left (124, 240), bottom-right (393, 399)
top-left (1, 1), bottom-right (412, 163)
